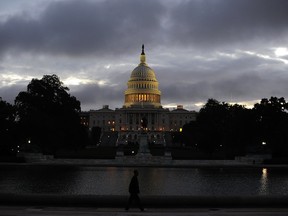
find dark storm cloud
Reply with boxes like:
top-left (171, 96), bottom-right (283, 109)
top-left (0, 84), bottom-right (26, 104)
top-left (0, 0), bottom-right (165, 56)
top-left (169, 0), bottom-right (288, 49)
top-left (156, 49), bottom-right (288, 105)
top-left (71, 83), bottom-right (124, 110)
top-left (2, 0), bottom-right (288, 56)
top-left (214, 73), bottom-right (288, 102)
top-left (161, 72), bottom-right (288, 105)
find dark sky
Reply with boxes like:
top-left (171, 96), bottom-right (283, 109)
top-left (1, 0), bottom-right (288, 110)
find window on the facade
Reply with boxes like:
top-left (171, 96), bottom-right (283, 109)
top-left (129, 115), bottom-right (133, 124)
top-left (151, 113), bottom-right (155, 124)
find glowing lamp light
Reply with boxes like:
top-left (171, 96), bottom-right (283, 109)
top-left (179, 128), bottom-right (182, 132)
top-left (262, 141), bottom-right (266, 145)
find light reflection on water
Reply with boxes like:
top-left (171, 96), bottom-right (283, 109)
top-left (1, 165), bottom-right (288, 196)
top-left (260, 168), bottom-right (268, 195)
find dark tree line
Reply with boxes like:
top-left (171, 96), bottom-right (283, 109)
top-left (1, 74), bottom-right (89, 156)
top-left (182, 97), bottom-right (288, 158)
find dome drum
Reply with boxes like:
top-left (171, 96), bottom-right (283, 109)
top-left (125, 93), bottom-right (161, 103)
top-left (125, 89), bottom-right (161, 94)
top-left (127, 81), bottom-right (159, 90)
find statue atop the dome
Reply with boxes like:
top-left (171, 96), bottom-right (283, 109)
top-left (141, 44), bottom-right (145, 55)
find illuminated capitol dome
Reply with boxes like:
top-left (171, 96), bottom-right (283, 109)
top-left (86, 45), bottom-right (197, 134)
top-left (124, 45), bottom-right (161, 108)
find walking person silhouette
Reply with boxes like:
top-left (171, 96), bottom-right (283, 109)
top-left (125, 170), bottom-right (144, 211)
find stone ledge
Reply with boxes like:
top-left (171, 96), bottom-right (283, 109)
top-left (1, 194), bottom-right (288, 208)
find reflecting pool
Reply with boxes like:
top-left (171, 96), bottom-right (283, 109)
top-left (1, 165), bottom-right (288, 196)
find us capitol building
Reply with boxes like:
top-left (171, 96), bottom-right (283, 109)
top-left (82, 45), bottom-right (197, 146)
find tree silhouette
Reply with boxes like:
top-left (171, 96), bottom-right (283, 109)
top-left (196, 99), bottom-right (229, 156)
top-left (253, 97), bottom-right (288, 156)
top-left (0, 99), bottom-right (16, 156)
top-left (15, 74), bottom-right (83, 154)
top-left (222, 103), bottom-right (254, 157)
top-left (196, 99), bottom-right (261, 157)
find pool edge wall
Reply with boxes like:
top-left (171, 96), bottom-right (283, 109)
top-left (0, 194), bottom-right (288, 208)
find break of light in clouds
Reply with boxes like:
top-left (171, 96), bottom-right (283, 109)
top-left (1, 0), bottom-right (288, 111)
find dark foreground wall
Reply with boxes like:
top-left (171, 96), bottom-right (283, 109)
top-left (1, 194), bottom-right (288, 208)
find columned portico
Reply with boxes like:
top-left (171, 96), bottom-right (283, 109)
top-left (116, 108), bottom-right (169, 132)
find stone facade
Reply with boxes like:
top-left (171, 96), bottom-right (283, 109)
top-left (89, 105), bottom-right (196, 132)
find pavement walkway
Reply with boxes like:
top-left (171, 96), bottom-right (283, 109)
top-left (1, 206), bottom-right (288, 216)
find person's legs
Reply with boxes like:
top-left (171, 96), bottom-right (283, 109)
top-left (134, 194), bottom-right (144, 211)
top-left (125, 194), bottom-right (133, 210)
top-left (126, 194), bottom-right (144, 211)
